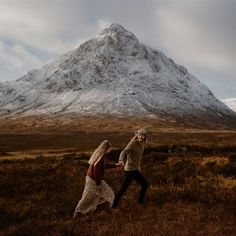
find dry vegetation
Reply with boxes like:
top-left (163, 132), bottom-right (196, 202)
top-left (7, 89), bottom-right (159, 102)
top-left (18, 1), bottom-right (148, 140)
top-left (0, 116), bottom-right (236, 235)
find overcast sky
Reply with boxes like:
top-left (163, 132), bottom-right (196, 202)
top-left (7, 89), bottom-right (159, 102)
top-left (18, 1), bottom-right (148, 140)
top-left (0, 0), bottom-right (235, 99)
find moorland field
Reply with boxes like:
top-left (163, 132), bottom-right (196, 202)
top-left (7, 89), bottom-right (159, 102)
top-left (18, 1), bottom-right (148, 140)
top-left (0, 116), bottom-right (236, 235)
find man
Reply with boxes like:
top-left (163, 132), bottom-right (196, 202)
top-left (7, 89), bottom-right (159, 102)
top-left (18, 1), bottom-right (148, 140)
top-left (112, 128), bottom-right (149, 208)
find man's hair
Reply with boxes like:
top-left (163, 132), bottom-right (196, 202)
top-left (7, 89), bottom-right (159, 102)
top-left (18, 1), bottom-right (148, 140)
top-left (137, 128), bottom-right (147, 135)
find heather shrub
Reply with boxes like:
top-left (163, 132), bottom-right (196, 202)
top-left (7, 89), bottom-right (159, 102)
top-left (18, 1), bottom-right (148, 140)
top-left (1, 145), bottom-right (236, 235)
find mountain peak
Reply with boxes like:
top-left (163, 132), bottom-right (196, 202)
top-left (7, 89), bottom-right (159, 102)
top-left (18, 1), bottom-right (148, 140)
top-left (107, 23), bottom-right (126, 33)
top-left (98, 23), bottom-right (140, 46)
top-left (94, 23), bottom-right (143, 59)
top-left (99, 23), bottom-right (130, 35)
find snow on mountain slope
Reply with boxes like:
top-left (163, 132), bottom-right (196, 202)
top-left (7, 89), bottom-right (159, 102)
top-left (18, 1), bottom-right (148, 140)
top-left (0, 24), bottom-right (235, 125)
top-left (222, 98), bottom-right (236, 112)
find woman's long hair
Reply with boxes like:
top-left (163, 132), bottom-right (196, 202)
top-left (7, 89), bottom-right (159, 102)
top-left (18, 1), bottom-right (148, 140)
top-left (88, 140), bottom-right (112, 166)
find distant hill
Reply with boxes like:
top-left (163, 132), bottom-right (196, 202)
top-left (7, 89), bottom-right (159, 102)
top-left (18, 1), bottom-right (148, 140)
top-left (222, 98), bottom-right (236, 112)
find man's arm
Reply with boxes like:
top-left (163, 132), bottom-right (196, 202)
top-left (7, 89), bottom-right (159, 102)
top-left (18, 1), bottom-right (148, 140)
top-left (105, 158), bottom-right (118, 169)
top-left (118, 140), bottom-right (135, 165)
top-left (118, 150), bottom-right (128, 165)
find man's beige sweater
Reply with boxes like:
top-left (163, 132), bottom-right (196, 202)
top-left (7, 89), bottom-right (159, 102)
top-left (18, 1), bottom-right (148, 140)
top-left (119, 139), bottom-right (144, 171)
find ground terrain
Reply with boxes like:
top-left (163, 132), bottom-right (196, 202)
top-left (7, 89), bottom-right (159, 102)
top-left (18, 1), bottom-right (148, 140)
top-left (0, 116), bottom-right (236, 235)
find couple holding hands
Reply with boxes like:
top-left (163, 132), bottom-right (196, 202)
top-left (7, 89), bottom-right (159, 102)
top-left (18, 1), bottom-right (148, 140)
top-left (73, 128), bottom-right (149, 219)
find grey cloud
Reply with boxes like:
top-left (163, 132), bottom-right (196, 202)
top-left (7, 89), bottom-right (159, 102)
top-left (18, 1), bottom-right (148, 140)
top-left (0, 0), bottom-right (235, 99)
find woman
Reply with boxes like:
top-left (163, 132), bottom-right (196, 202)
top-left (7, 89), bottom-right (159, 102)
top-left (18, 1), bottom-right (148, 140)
top-left (112, 128), bottom-right (149, 208)
top-left (73, 140), bottom-right (119, 218)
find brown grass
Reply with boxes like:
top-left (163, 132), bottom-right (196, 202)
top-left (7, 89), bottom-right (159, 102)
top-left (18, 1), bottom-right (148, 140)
top-left (1, 144), bottom-right (236, 235)
top-left (0, 116), bottom-right (236, 235)
top-left (1, 115), bottom-right (236, 154)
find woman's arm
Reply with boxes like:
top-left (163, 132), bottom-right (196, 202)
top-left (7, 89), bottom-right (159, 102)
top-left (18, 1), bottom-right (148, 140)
top-left (105, 161), bottom-right (117, 169)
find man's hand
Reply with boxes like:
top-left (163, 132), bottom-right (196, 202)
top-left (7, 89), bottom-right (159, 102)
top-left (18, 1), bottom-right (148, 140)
top-left (116, 162), bottom-right (124, 167)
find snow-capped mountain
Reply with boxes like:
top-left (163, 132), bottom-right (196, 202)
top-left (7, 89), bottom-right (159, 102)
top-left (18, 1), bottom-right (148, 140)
top-left (222, 98), bottom-right (236, 112)
top-left (0, 24), bottom-right (235, 126)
